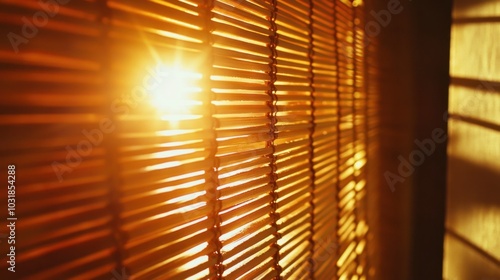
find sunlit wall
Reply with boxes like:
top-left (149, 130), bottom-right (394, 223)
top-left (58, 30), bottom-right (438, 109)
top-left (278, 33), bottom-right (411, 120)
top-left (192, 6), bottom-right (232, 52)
top-left (444, 0), bottom-right (500, 278)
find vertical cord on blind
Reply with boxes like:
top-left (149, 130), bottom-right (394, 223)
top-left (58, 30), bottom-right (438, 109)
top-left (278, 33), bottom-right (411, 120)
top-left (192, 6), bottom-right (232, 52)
top-left (202, 0), bottom-right (223, 278)
top-left (306, 0), bottom-right (317, 277)
top-left (351, 1), bottom-right (361, 274)
top-left (99, 0), bottom-right (126, 274)
top-left (333, 0), bottom-right (342, 277)
top-left (267, 0), bottom-right (281, 277)
top-left (355, 2), bottom-right (370, 275)
top-left (362, 1), bottom-right (372, 274)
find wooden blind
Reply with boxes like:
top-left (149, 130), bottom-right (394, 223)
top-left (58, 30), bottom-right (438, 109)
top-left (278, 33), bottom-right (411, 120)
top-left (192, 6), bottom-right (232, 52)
top-left (0, 0), bottom-right (375, 279)
top-left (1, 0), bottom-right (118, 279)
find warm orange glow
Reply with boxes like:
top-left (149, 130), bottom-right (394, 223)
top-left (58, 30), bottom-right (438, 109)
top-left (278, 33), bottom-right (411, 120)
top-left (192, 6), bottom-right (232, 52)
top-left (182, 255), bottom-right (210, 280)
top-left (149, 64), bottom-right (203, 125)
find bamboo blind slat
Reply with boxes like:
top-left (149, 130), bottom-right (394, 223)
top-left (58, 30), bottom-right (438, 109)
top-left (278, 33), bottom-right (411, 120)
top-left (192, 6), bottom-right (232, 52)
top-left (0, 0), bottom-right (374, 279)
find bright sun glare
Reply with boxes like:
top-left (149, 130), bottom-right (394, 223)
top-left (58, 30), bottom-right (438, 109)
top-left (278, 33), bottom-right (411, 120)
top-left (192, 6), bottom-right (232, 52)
top-left (149, 64), bottom-right (203, 124)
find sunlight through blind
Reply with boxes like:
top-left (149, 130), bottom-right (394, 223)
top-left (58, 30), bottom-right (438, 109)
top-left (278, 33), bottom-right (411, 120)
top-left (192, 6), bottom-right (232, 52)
top-left (0, 0), bottom-right (374, 279)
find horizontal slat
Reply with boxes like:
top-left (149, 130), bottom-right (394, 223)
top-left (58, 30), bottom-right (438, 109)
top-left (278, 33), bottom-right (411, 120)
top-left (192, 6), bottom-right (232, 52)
top-left (0, 0), bottom-right (374, 278)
